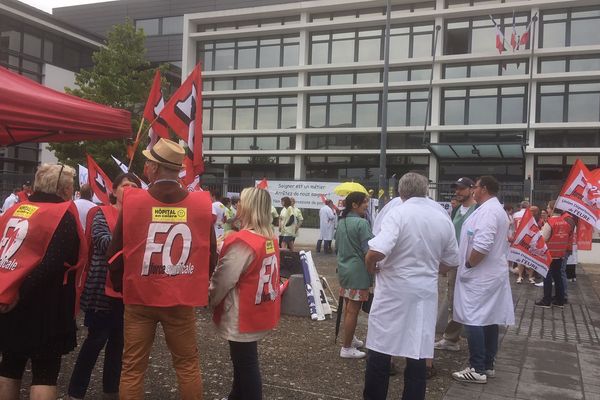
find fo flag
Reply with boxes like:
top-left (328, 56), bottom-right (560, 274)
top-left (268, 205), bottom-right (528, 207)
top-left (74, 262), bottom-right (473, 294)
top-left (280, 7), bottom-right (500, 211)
top-left (577, 219), bottom-right (593, 251)
top-left (508, 208), bottom-right (552, 278)
top-left (160, 64), bottom-right (204, 185)
top-left (143, 70), bottom-right (169, 150)
top-left (86, 154), bottom-right (113, 205)
top-left (556, 159), bottom-right (600, 229)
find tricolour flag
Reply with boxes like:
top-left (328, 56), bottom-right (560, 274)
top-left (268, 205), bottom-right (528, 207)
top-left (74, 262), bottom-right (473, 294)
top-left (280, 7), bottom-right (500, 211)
top-left (519, 13), bottom-right (537, 47)
top-left (555, 159), bottom-right (600, 229)
top-left (510, 12), bottom-right (518, 51)
top-left (160, 64), bottom-right (204, 185)
top-left (490, 16), bottom-right (507, 54)
top-left (86, 154), bottom-right (113, 205)
top-left (508, 208), bottom-right (552, 278)
top-left (143, 70), bottom-right (169, 150)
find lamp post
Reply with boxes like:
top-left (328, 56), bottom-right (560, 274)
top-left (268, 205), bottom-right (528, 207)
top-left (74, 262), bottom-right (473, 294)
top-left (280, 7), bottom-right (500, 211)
top-left (378, 0), bottom-right (391, 208)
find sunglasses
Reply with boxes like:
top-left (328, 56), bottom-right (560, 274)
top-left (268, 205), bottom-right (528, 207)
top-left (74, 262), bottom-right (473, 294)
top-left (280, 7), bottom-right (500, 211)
top-left (56, 164), bottom-right (65, 194)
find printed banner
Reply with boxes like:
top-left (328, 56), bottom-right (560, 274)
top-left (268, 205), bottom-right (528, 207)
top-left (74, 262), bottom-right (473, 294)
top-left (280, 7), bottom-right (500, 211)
top-left (508, 208), bottom-right (552, 278)
top-left (555, 159), bottom-right (600, 228)
top-left (256, 180), bottom-right (345, 210)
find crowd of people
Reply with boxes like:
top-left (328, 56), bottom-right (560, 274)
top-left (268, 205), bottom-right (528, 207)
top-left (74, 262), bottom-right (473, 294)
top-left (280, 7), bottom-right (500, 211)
top-left (0, 136), bottom-right (581, 400)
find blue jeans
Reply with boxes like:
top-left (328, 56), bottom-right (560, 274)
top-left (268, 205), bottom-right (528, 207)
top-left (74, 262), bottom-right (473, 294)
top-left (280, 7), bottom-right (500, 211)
top-left (363, 349), bottom-right (426, 400)
top-left (68, 302), bottom-right (124, 398)
top-left (465, 324), bottom-right (498, 374)
top-left (543, 258), bottom-right (565, 304)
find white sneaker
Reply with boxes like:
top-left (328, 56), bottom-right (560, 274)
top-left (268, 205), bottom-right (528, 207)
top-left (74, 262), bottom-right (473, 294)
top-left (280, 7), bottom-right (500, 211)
top-left (485, 369), bottom-right (495, 378)
top-left (452, 367), bottom-right (487, 384)
top-left (340, 347), bottom-right (366, 359)
top-left (434, 338), bottom-right (460, 351)
top-left (535, 281), bottom-right (544, 287)
top-left (351, 336), bottom-right (364, 348)
top-left (516, 277), bottom-right (523, 284)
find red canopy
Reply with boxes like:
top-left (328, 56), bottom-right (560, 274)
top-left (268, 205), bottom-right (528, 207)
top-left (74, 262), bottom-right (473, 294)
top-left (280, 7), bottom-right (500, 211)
top-left (0, 67), bottom-right (132, 146)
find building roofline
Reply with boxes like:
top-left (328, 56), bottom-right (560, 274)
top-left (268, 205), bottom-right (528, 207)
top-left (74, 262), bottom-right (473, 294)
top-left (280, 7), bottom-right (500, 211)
top-left (0, 0), bottom-right (104, 47)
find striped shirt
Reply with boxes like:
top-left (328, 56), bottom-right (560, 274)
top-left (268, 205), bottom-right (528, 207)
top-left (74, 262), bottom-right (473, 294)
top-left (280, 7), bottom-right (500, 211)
top-left (79, 210), bottom-right (113, 312)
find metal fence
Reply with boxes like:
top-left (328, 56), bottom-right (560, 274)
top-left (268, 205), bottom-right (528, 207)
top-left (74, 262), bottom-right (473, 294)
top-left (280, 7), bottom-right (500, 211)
top-left (0, 172), bottom-right (34, 201)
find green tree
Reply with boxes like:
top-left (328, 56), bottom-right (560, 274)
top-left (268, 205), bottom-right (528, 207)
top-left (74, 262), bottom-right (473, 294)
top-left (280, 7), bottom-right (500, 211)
top-left (49, 20), bottom-right (165, 180)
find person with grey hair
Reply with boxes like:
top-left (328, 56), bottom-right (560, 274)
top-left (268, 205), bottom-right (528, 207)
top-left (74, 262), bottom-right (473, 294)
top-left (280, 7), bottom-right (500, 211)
top-left (363, 172), bottom-right (460, 400)
top-left (0, 163), bottom-right (83, 400)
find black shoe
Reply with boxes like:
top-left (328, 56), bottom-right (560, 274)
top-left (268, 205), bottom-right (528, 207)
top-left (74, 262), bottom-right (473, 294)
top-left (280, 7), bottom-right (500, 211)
top-left (552, 300), bottom-right (565, 308)
top-left (535, 300), bottom-right (551, 308)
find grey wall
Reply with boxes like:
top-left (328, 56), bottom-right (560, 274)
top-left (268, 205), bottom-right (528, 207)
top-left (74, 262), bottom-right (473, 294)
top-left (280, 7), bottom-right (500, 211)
top-left (53, 0), bottom-right (307, 63)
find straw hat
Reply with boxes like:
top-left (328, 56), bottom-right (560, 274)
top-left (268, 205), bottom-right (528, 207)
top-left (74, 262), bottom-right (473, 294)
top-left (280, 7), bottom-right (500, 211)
top-left (142, 138), bottom-right (184, 170)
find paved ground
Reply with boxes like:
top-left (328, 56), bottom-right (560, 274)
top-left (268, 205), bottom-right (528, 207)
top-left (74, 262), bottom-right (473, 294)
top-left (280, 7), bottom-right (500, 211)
top-left (15, 251), bottom-right (600, 399)
top-left (443, 263), bottom-right (600, 400)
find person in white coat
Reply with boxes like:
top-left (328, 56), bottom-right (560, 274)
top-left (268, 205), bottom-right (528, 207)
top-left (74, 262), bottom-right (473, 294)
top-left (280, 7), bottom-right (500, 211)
top-left (317, 200), bottom-right (336, 253)
top-left (364, 173), bottom-right (460, 400)
top-left (451, 175), bottom-right (515, 384)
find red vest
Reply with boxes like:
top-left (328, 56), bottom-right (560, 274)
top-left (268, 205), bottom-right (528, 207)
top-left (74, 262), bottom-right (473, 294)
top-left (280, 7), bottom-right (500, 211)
top-left (214, 230), bottom-right (281, 333)
top-left (547, 215), bottom-right (573, 259)
top-left (122, 188), bottom-right (212, 307)
top-left (0, 201), bottom-right (86, 304)
top-left (82, 206), bottom-right (121, 299)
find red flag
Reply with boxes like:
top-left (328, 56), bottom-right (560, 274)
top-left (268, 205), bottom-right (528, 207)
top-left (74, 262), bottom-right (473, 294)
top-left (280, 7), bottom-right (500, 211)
top-left (508, 208), bottom-right (552, 278)
top-left (86, 154), bottom-right (113, 205)
top-left (143, 70), bottom-right (169, 150)
top-left (556, 159), bottom-right (600, 228)
top-left (490, 16), bottom-right (506, 54)
top-left (256, 178), bottom-right (268, 189)
top-left (160, 65), bottom-right (204, 185)
top-left (576, 219), bottom-right (593, 251)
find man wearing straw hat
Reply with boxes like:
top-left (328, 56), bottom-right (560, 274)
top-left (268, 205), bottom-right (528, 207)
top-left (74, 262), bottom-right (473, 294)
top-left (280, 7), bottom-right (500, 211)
top-left (108, 138), bottom-right (217, 399)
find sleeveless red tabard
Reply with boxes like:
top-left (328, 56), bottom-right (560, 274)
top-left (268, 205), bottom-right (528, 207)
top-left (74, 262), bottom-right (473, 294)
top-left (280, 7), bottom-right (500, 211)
top-left (215, 230), bottom-right (281, 333)
top-left (83, 205), bottom-right (121, 299)
top-left (547, 215), bottom-right (572, 259)
top-left (122, 188), bottom-right (212, 307)
top-left (0, 201), bottom-right (85, 304)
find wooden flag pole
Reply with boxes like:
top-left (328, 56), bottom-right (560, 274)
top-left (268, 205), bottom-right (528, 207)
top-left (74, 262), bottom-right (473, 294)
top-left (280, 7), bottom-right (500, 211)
top-left (128, 115), bottom-right (145, 170)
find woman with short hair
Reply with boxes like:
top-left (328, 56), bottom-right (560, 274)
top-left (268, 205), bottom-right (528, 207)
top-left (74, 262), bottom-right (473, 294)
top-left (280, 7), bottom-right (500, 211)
top-left (0, 163), bottom-right (84, 400)
top-left (210, 187), bottom-right (281, 400)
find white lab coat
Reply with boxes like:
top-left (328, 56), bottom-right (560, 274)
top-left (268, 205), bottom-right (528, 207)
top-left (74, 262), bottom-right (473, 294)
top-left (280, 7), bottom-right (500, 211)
top-left (1, 193), bottom-right (18, 215)
top-left (212, 201), bottom-right (225, 238)
top-left (453, 197), bottom-right (515, 326)
top-left (318, 205), bottom-right (336, 240)
top-left (366, 197), bottom-right (460, 359)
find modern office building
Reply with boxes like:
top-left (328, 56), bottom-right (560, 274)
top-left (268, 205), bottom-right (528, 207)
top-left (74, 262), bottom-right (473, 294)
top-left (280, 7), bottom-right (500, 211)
top-left (55, 0), bottom-right (600, 202)
top-left (0, 0), bottom-right (102, 194)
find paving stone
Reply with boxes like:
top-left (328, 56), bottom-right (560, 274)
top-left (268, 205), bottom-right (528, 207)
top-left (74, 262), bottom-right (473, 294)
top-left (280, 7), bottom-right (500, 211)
top-left (584, 383), bottom-right (600, 394)
top-left (444, 386), bottom-right (482, 399)
top-left (482, 371), bottom-right (519, 397)
top-left (515, 381), bottom-right (583, 400)
top-left (519, 368), bottom-right (581, 390)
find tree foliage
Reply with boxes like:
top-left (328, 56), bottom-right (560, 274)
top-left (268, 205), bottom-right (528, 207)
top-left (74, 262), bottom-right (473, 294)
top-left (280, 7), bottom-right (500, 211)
top-left (49, 20), bottom-right (165, 181)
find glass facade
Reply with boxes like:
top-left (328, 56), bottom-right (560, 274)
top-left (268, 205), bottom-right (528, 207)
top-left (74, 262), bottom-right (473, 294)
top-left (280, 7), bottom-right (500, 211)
top-left (189, 1), bottom-right (600, 194)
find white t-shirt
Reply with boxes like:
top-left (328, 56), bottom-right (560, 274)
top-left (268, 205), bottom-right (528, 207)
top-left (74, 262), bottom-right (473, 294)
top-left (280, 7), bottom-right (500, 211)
top-left (212, 201), bottom-right (225, 237)
top-left (458, 205), bottom-right (470, 216)
top-left (74, 198), bottom-right (97, 232)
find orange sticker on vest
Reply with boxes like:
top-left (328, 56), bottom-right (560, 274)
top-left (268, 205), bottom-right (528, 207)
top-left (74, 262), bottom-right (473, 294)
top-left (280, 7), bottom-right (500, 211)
top-left (12, 205), bottom-right (39, 219)
top-left (265, 240), bottom-right (275, 254)
top-left (151, 207), bottom-right (187, 222)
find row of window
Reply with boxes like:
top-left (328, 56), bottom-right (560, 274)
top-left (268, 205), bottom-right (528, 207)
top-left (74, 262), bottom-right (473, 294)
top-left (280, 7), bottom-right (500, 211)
top-left (310, 2), bottom-right (435, 22)
top-left (198, 36), bottom-right (298, 70)
top-left (0, 15), bottom-right (94, 79)
top-left (200, 81), bottom-right (600, 130)
top-left (202, 97), bottom-right (297, 130)
top-left (197, 16), bottom-right (301, 32)
top-left (201, 130), bottom-right (600, 151)
top-left (196, 6), bottom-right (600, 71)
top-left (135, 16), bottom-right (183, 36)
top-left (202, 135), bottom-right (295, 151)
top-left (446, 0), bottom-right (528, 7)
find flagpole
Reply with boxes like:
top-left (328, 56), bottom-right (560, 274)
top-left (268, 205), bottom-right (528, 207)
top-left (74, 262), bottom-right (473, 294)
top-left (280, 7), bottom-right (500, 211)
top-left (128, 115), bottom-right (146, 170)
top-left (378, 0), bottom-right (391, 209)
top-left (525, 14), bottom-right (538, 143)
top-left (525, 14), bottom-right (538, 202)
top-left (423, 25), bottom-right (441, 146)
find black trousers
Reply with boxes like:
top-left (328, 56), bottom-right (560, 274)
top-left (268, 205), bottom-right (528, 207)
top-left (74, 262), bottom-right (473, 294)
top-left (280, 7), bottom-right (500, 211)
top-left (228, 340), bottom-right (262, 400)
top-left (0, 352), bottom-right (62, 386)
top-left (363, 349), bottom-right (427, 400)
top-left (316, 240), bottom-right (332, 253)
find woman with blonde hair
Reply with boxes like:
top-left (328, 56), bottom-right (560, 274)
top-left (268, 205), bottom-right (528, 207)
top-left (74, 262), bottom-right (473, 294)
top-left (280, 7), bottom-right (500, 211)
top-left (0, 164), bottom-right (84, 400)
top-left (210, 187), bottom-right (281, 400)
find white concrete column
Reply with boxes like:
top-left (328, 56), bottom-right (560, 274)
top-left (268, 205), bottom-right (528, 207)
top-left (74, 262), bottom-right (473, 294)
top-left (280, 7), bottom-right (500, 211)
top-left (294, 12), bottom-right (310, 180)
